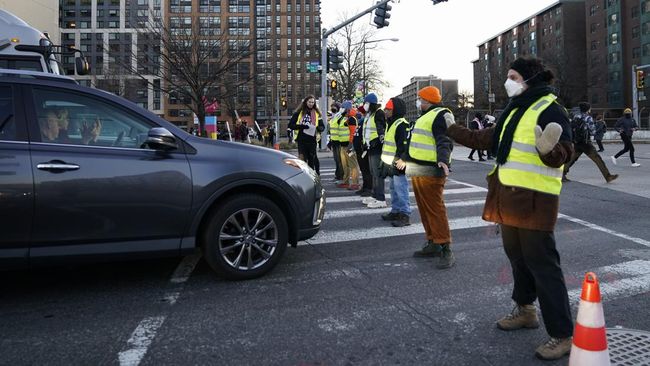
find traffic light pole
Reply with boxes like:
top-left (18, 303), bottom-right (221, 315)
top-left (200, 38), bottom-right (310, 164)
top-left (633, 64), bottom-right (650, 124)
top-left (320, 0), bottom-right (392, 141)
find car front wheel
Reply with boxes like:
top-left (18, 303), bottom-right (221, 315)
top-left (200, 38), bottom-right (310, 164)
top-left (202, 194), bottom-right (288, 280)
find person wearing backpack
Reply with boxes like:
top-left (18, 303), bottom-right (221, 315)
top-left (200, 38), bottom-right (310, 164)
top-left (563, 102), bottom-right (618, 183)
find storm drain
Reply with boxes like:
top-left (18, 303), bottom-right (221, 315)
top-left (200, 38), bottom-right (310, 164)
top-left (608, 328), bottom-right (650, 365)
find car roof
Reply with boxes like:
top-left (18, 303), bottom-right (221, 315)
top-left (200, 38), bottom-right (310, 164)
top-left (0, 68), bottom-right (77, 84)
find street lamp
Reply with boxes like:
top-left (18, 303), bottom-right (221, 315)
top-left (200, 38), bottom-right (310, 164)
top-left (362, 37), bottom-right (399, 95)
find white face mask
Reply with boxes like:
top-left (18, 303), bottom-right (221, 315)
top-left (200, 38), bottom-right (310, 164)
top-left (416, 99), bottom-right (422, 110)
top-left (504, 78), bottom-right (525, 97)
top-left (363, 103), bottom-right (370, 112)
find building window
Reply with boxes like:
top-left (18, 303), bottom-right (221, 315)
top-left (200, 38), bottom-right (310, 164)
top-left (643, 22), bottom-right (650, 35)
top-left (608, 51), bottom-right (620, 64)
top-left (632, 5), bottom-right (640, 18)
top-left (609, 13), bottom-right (618, 26)
top-left (530, 31), bottom-right (535, 40)
top-left (633, 26), bottom-right (640, 39)
top-left (530, 18), bottom-right (535, 27)
top-left (633, 47), bottom-right (641, 59)
top-left (643, 43), bottom-right (650, 56)
top-left (610, 32), bottom-right (618, 45)
top-left (591, 40), bottom-right (598, 50)
top-left (590, 5), bottom-right (598, 16)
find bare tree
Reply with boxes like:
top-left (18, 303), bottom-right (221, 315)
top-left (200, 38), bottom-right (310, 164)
top-left (110, 17), bottom-right (253, 135)
top-left (327, 15), bottom-right (387, 102)
top-left (448, 90), bottom-right (474, 123)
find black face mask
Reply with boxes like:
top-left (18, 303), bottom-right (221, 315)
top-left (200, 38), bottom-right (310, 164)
top-left (625, 113), bottom-right (632, 118)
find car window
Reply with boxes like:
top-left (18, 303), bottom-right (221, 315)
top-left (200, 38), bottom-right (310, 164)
top-left (31, 87), bottom-right (153, 148)
top-left (0, 86), bottom-right (17, 141)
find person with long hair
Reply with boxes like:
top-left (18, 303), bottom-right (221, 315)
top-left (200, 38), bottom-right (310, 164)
top-left (445, 57), bottom-right (575, 360)
top-left (288, 95), bottom-right (324, 173)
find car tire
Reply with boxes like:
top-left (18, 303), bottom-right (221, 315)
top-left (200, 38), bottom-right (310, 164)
top-left (202, 194), bottom-right (288, 280)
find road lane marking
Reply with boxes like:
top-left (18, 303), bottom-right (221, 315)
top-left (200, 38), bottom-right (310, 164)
top-left (170, 252), bottom-right (202, 284)
top-left (326, 187), bottom-right (487, 204)
top-left (305, 216), bottom-right (491, 245)
top-left (559, 214), bottom-right (650, 248)
top-left (323, 199), bottom-right (485, 219)
top-left (118, 316), bottom-right (166, 366)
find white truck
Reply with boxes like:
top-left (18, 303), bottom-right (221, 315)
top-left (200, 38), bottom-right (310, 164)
top-left (0, 9), bottom-right (88, 75)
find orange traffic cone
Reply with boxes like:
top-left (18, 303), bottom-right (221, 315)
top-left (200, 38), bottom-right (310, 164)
top-left (569, 272), bottom-right (611, 365)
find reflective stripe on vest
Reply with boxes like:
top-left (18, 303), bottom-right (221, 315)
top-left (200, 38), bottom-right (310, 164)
top-left (381, 117), bottom-right (408, 164)
top-left (328, 115), bottom-right (341, 141)
top-left (336, 116), bottom-right (350, 143)
top-left (408, 107), bottom-right (449, 163)
top-left (363, 110), bottom-right (381, 144)
top-left (494, 94), bottom-right (564, 195)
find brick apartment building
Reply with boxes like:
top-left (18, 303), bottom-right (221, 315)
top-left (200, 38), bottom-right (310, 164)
top-left (397, 76), bottom-right (458, 123)
top-left (55, 0), bottom-right (322, 130)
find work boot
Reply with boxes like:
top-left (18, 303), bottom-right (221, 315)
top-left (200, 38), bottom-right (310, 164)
top-left (391, 213), bottom-right (410, 227)
top-left (436, 244), bottom-right (455, 269)
top-left (605, 174), bottom-right (618, 183)
top-left (381, 212), bottom-right (399, 221)
top-left (535, 337), bottom-right (572, 360)
top-left (413, 241), bottom-right (442, 258)
top-left (496, 304), bottom-right (540, 330)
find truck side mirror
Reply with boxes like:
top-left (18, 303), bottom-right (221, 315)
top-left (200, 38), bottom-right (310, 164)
top-left (75, 56), bottom-right (90, 75)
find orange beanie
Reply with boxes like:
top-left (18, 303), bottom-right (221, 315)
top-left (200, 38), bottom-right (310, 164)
top-left (418, 86), bottom-right (442, 104)
top-left (348, 108), bottom-right (357, 117)
top-left (385, 99), bottom-right (394, 110)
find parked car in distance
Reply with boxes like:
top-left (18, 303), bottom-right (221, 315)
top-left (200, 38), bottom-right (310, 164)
top-left (0, 69), bottom-right (325, 280)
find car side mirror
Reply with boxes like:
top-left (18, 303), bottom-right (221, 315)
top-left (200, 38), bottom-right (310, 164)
top-left (75, 56), bottom-right (90, 75)
top-left (143, 127), bottom-right (178, 151)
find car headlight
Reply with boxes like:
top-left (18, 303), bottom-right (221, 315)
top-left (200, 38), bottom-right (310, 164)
top-left (284, 158), bottom-right (317, 180)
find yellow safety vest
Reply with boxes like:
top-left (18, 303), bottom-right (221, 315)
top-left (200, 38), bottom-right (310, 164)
top-left (381, 117), bottom-right (408, 164)
top-left (336, 116), bottom-right (350, 143)
top-left (363, 110), bottom-right (381, 144)
top-left (297, 110), bottom-right (321, 136)
top-left (492, 94), bottom-right (564, 195)
top-left (328, 115), bottom-right (341, 142)
top-left (408, 107), bottom-right (449, 163)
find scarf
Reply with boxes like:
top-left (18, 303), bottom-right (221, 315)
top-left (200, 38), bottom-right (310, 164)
top-left (491, 85), bottom-right (554, 165)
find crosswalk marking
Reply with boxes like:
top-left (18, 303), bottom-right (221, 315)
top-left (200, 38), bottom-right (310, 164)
top-left (323, 199), bottom-right (485, 219)
top-left (305, 216), bottom-right (491, 245)
top-left (326, 187), bottom-right (487, 204)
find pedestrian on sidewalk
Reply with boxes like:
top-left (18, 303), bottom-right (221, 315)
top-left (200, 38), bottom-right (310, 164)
top-left (381, 97), bottom-right (411, 227)
top-left (563, 102), bottom-right (618, 183)
top-left (288, 95), bottom-right (324, 174)
top-left (468, 112), bottom-right (486, 161)
top-left (445, 57), bottom-right (574, 360)
top-left (327, 102), bottom-right (344, 183)
top-left (483, 114), bottom-right (496, 159)
top-left (406, 86), bottom-right (455, 269)
top-left (361, 93), bottom-right (388, 209)
top-left (612, 108), bottom-right (641, 167)
top-left (594, 113), bottom-right (606, 152)
top-left (354, 106), bottom-right (373, 197)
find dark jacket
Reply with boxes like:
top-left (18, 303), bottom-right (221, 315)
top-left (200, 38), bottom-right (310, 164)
top-left (386, 97), bottom-right (409, 176)
top-left (594, 119), bottom-right (606, 140)
top-left (353, 114), bottom-right (364, 152)
top-left (366, 106), bottom-right (386, 154)
top-left (405, 105), bottom-right (453, 177)
top-left (615, 115), bottom-right (637, 137)
top-left (288, 108), bottom-right (325, 144)
top-left (446, 101), bottom-right (574, 232)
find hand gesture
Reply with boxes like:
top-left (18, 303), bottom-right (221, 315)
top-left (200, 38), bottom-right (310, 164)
top-left (81, 117), bottom-right (102, 144)
top-left (443, 113), bottom-right (456, 129)
top-left (395, 158), bottom-right (406, 170)
top-left (438, 162), bottom-right (449, 176)
top-left (534, 122), bottom-right (562, 155)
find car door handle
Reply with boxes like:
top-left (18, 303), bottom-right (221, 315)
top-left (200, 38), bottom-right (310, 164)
top-left (37, 163), bottom-right (80, 171)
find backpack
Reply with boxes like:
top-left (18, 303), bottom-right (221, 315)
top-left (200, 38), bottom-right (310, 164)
top-left (571, 114), bottom-right (590, 144)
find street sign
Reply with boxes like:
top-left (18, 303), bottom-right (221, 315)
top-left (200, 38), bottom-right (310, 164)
top-left (488, 93), bottom-right (495, 103)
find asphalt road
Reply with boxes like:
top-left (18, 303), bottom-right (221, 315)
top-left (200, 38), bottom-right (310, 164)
top-left (2, 144), bottom-right (650, 366)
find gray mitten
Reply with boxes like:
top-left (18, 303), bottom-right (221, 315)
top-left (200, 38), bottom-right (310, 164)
top-left (444, 112), bottom-right (455, 129)
top-left (534, 122), bottom-right (562, 155)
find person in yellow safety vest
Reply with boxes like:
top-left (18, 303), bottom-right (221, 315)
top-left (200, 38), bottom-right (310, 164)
top-left (380, 97), bottom-right (412, 227)
top-left (327, 102), bottom-right (344, 183)
top-left (361, 92), bottom-right (388, 209)
top-left (446, 57), bottom-right (575, 361)
top-left (335, 101), bottom-right (360, 190)
top-left (403, 86), bottom-right (455, 269)
top-left (288, 95), bottom-right (325, 174)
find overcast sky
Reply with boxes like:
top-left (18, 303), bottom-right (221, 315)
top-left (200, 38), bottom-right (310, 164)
top-left (320, 0), bottom-right (560, 102)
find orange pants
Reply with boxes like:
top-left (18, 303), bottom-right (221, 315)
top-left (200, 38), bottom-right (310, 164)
top-left (411, 176), bottom-right (451, 244)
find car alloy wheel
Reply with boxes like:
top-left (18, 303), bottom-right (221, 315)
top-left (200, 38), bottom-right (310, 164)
top-left (218, 208), bottom-right (278, 271)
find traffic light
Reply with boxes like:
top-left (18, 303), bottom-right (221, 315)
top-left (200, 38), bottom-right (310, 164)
top-left (432, 0), bottom-right (448, 4)
top-left (327, 47), bottom-right (344, 72)
top-left (330, 79), bottom-right (337, 91)
top-left (373, 1), bottom-right (392, 28)
top-left (637, 70), bottom-right (645, 89)
top-left (281, 97), bottom-right (287, 109)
